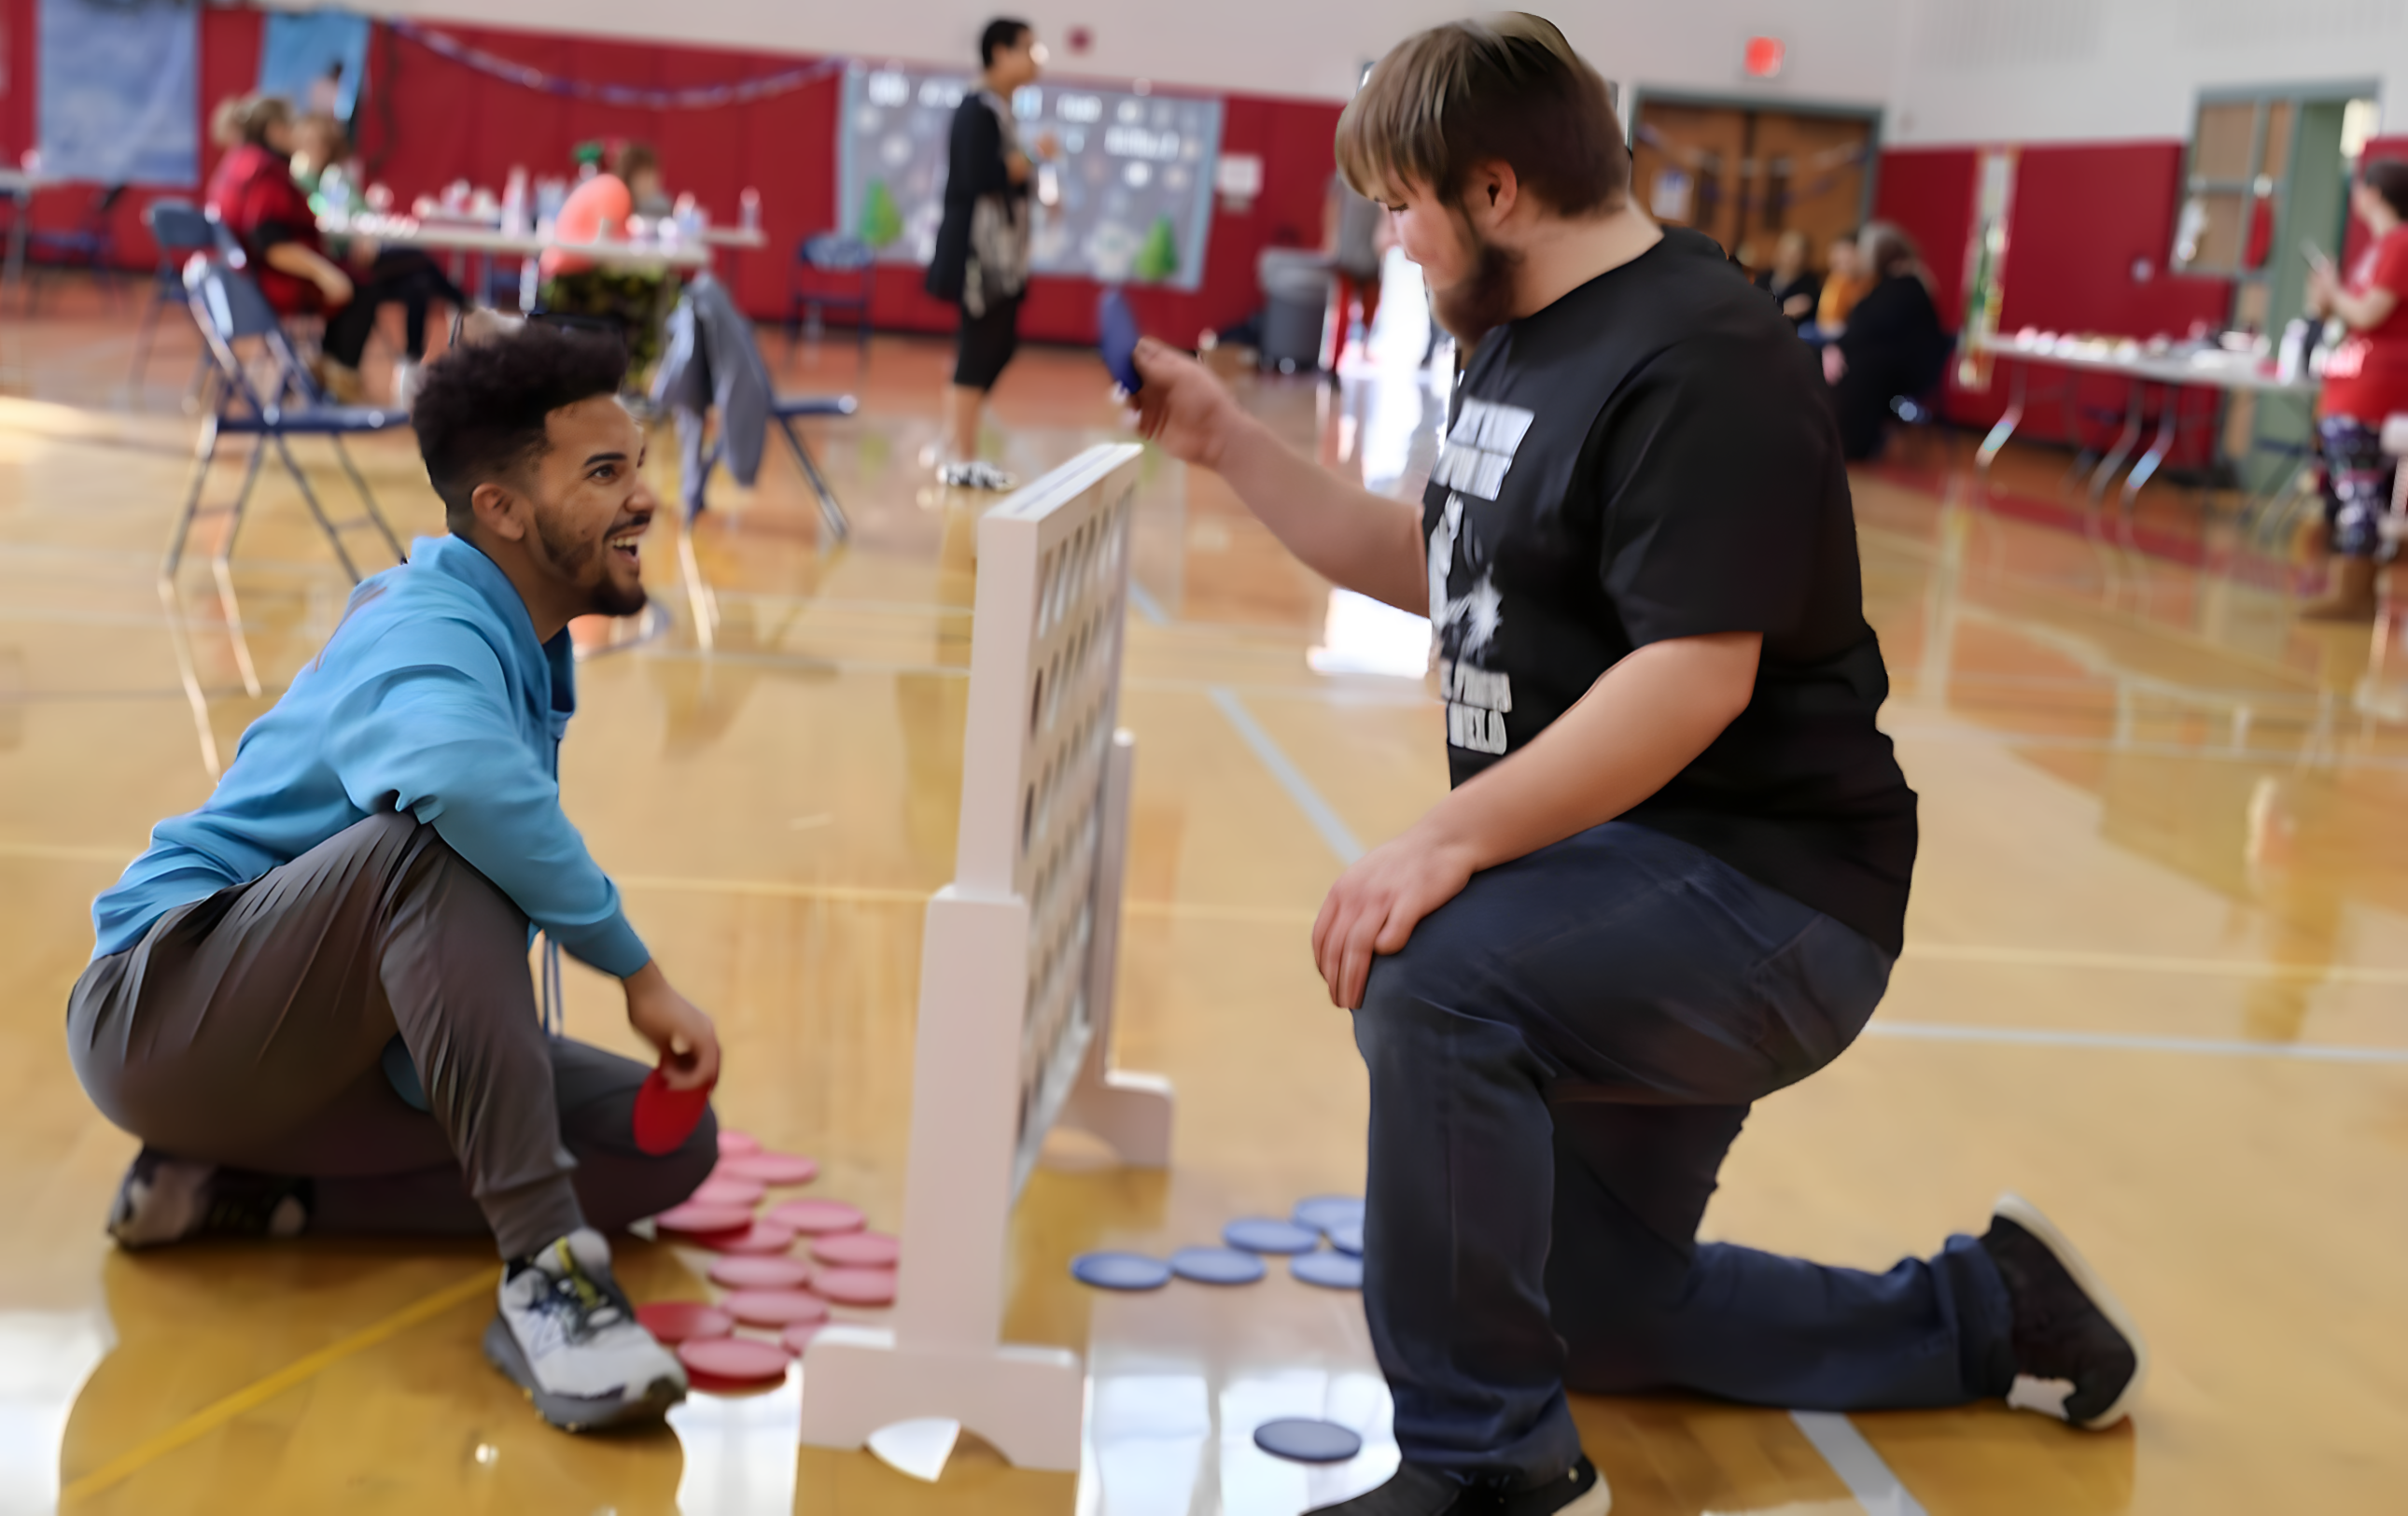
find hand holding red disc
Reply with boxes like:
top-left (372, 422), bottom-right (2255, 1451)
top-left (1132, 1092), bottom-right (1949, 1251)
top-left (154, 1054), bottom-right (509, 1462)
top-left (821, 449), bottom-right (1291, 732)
top-left (632, 1060), bottom-right (716, 1156)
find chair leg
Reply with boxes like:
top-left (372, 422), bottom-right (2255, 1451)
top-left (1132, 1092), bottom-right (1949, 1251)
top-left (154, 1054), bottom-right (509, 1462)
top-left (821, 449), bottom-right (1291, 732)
top-left (161, 415), bottom-right (224, 581)
top-left (129, 288), bottom-right (166, 390)
top-left (208, 437), bottom-right (271, 576)
top-left (271, 434), bottom-right (363, 583)
top-left (329, 437), bottom-right (407, 567)
top-left (777, 415), bottom-right (850, 541)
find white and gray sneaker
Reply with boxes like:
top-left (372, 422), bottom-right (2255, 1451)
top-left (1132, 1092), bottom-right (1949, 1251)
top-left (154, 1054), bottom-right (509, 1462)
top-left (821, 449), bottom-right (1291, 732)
top-left (484, 1228), bottom-right (686, 1432)
top-left (937, 460), bottom-right (1017, 491)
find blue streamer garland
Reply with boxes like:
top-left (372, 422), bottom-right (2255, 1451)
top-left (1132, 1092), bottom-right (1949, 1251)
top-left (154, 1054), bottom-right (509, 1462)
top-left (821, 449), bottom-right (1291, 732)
top-left (388, 19), bottom-right (845, 109)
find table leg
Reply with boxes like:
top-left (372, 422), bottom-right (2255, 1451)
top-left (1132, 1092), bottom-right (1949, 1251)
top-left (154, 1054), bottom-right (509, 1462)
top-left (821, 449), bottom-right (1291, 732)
top-left (2089, 376), bottom-right (2148, 504)
top-left (1975, 356), bottom-right (2025, 478)
top-left (2121, 379), bottom-right (2184, 513)
top-left (5, 189), bottom-right (31, 314)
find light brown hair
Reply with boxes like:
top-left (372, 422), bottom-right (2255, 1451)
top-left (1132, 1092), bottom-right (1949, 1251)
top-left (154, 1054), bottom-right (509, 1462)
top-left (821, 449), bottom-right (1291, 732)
top-left (1334, 13), bottom-right (1629, 218)
top-left (212, 93), bottom-right (292, 150)
top-left (1860, 221), bottom-right (1921, 280)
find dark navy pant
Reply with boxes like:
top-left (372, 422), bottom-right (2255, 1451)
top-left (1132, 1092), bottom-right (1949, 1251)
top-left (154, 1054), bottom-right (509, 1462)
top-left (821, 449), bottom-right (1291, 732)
top-left (1352, 821), bottom-right (2013, 1482)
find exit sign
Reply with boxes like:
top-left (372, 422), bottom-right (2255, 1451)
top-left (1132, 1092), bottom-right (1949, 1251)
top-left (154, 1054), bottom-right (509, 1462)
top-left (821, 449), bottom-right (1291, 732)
top-left (1743, 35), bottom-right (1785, 78)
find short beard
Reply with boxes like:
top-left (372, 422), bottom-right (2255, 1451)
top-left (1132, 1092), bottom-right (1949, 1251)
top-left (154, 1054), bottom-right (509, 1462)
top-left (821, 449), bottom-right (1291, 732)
top-left (535, 511), bottom-right (649, 619)
top-left (1430, 213), bottom-right (1524, 348)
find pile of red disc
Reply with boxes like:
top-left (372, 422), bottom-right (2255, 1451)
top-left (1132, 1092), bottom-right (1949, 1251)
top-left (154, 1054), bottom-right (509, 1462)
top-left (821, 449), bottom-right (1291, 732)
top-left (632, 1129), bottom-right (902, 1391)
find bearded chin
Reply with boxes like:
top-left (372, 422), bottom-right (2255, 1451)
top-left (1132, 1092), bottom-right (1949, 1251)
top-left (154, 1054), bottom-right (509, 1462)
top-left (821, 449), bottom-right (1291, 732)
top-left (1431, 232), bottom-right (1524, 348)
top-left (535, 513), bottom-right (650, 618)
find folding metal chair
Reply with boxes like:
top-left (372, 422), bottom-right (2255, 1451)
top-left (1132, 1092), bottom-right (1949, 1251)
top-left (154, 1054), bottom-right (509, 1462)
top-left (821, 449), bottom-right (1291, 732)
top-left (131, 200), bottom-right (217, 390)
top-left (662, 276), bottom-right (856, 540)
top-left (162, 255), bottom-right (410, 583)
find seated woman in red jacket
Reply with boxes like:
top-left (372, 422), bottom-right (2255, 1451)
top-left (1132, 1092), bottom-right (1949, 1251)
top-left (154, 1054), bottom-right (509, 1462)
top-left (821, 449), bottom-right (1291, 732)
top-left (205, 94), bottom-right (361, 397)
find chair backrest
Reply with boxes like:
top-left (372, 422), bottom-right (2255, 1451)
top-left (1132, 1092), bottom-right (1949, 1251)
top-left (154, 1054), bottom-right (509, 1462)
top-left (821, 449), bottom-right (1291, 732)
top-left (146, 199), bottom-right (215, 253)
top-left (802, 232), bottom-right (875, 274)
top-left (184, 254), bottom-right (316, 414)
top-left (203, 210), bottom-right (248, 270)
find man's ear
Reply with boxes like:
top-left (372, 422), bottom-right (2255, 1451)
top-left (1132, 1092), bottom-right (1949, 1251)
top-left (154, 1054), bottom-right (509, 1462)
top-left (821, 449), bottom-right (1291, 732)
top-left (469, 480), bottom-right (526, 543)
top-left (1467, 160), bottom-right (1519, 232)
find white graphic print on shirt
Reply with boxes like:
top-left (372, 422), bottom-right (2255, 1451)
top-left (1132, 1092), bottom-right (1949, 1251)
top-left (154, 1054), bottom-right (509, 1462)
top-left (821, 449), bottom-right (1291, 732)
top-left (1427, 399), bottom-right (1534, 757)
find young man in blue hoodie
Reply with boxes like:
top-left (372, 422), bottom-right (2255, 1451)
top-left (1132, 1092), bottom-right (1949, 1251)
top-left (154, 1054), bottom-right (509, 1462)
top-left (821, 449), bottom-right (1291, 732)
top-left (67, 320), bottom-right (717, 1432)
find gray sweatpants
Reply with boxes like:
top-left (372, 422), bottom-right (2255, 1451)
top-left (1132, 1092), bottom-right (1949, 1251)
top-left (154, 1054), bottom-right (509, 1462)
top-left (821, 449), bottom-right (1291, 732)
top-left (66, 812), bottom-right (715, 1259)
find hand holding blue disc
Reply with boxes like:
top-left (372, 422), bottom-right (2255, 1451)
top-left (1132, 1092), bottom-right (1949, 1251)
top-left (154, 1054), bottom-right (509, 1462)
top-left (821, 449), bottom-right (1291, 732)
top-left (1099, 288), bottom-right (1142, 394)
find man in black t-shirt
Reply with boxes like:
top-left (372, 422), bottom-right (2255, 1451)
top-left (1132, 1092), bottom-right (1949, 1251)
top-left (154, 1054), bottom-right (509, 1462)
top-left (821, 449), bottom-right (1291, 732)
top-left (1132, 18), bottom-right (2146, 1516)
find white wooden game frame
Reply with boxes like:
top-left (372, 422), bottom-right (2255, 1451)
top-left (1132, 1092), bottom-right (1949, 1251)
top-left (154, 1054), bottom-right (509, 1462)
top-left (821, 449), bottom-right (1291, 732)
top-left (797, 443), bottom-right (1173, 1471)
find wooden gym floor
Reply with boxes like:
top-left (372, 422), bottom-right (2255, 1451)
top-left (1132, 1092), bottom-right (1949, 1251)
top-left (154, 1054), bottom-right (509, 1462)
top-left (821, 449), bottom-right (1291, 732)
top-left (1, 281), bottom-right (2403, 1514)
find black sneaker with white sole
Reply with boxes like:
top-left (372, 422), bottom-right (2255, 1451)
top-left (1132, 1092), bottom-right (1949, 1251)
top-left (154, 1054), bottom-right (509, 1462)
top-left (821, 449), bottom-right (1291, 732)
top-left (485, 1228), bottom-right (686, 1432)
top-left (106, 1150), bottom-right (310, 1248)
top-left (1980, 1193), bottom-right (2147, 1429)
top-left (1307, 1456), bottom-right (1610, 1515)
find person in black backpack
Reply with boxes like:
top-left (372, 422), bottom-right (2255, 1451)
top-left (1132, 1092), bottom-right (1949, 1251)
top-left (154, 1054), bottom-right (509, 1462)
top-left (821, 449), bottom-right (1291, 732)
top-left (926, 17), bottom-right (1056, 490)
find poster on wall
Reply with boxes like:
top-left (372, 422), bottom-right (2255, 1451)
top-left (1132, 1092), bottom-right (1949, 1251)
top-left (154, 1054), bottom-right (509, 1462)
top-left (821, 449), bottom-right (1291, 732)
top-left (258, 10), bottom-right (373, 121)
top-left (36, 0), bottom-right (198, 186)
top-left (1957, 146), bottom-right (2017, 391)
top-left (838, 63), bottom-right (1223, 290)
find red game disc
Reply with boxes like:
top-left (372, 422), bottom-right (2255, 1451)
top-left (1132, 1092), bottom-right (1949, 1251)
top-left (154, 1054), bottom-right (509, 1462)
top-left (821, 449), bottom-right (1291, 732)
top-left (678, 1334), bottom-right (792, 1387)
top-left (721, 1288), bottom-right (832, 1327)
top-left (814, 1267), bottom-right (897, 1307)
top-left (637, 1300), bottom-right (735, 1343)
top-left (719, 1130), bottom-right (761, 1157)
top-left (781, 1320), bottom-right (826, 1355)
top-left (766, 1198), bottom-right (863, 1235)
top-left (707, 1220), bottom-right (797, 1256)
top-left (693, 1171), bottom-right (765, 1204)
top-left (810, 1230), bottom-right (900, 1269)
top-left (654, 1201), bottom-right (757, 1236)
top-left (631, 1066), bottom-right (715, 1157)
top-left (707, 1254), bottom-right (814, 1290)
top-left (718, 1151), bottom-right (819, 1186)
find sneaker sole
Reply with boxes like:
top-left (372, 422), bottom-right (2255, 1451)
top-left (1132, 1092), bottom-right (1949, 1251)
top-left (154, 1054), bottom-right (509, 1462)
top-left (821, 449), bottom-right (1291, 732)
top-left (481, 1315), bottom-right (685, 1433)
top-left (1993, 1192), bottom-right (2149, 1429)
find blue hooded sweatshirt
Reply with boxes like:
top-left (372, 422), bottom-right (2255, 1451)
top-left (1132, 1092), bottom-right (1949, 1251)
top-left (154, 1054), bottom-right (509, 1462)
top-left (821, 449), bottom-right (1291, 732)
top-left (91, 535), bottom-right (649, 976)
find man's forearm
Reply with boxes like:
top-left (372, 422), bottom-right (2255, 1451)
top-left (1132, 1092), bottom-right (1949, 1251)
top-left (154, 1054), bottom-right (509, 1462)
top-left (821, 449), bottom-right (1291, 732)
top-left (1212, 413), bottom-right (1427, 612)
top-left (1413, 633), bottom-right (1761, 872)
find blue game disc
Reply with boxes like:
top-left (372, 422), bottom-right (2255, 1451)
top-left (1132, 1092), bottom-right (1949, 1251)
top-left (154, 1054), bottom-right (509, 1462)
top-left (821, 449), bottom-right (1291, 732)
top-left (1169, 1246), bottom-right (1267, 1284)
top-left (1327, 1220), bottom-right (1363, 1256)
top-left (1225, 1217), bottom-right (1321, 1255)
top-left (1292, 1195), bottom-right (1365, 1236)
top-left (1071, 1251), bottom-right (1172, 1290)
top-left (1291, 1250), bottom-right (1365, 1290)
top-left (1253, 1417), bottom-right (1364, 1464)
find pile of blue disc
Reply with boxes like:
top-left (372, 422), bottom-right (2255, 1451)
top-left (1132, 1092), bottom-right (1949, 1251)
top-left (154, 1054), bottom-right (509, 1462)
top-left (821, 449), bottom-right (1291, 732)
top-left (1069, 1194), bottom-right (1369, 1292)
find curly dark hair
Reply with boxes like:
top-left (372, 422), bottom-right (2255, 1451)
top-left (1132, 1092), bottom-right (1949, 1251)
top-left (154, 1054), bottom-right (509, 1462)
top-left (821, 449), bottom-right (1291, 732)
top-left (411, 322), bottom-right (627, 529)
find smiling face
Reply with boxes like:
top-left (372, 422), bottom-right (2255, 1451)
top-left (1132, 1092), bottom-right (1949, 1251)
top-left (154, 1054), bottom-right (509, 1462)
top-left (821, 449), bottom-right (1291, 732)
top-left (519, 394), bottom-right (655, 619)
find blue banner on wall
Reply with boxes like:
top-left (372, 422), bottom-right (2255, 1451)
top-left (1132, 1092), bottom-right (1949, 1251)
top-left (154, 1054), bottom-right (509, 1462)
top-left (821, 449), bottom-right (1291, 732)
top-left (36, 0), bottom-right (199, 187)
top-left (259, 10), bottom-right (372, 121)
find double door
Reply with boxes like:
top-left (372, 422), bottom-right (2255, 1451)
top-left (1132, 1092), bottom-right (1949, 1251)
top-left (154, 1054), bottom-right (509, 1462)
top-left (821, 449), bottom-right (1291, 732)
top-left (1627, 98), bottom-right (1876, 274)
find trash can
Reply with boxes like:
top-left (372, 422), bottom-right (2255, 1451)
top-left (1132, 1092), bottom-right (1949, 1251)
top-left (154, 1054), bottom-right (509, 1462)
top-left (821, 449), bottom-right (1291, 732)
top-left (1257, 248), bottom-right (1332, 374)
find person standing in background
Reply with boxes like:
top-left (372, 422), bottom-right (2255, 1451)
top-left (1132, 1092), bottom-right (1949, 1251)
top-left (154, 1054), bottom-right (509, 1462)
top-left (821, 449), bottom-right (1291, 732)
top-left (1328, 172), bottom-right (1389, 367)
top-left (927, 18), bottom-right (1057, 490)
top-left (1754, 229), bottom-right (1822, 330)
top-left (2299, 159), bottom-right (2408, 622)
top-left (1815, 228), bottom-right (1869, 332)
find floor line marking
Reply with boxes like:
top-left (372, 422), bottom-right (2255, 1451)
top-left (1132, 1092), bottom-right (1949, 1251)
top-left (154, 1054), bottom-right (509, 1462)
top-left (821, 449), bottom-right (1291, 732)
top-left (59, 1269), bottom-right (493, 1503)
top-left (1789, 1411), bottom-right (1928, 1516)
top-left (1868, 1019), bottom-right (2408, 1064)
top-left (1207, 685), bottom-right (1366, 864)
top-left (1903, 943), bottom-right (2408, 986)
top-left (1127, 578), bottom-right (1169, 626)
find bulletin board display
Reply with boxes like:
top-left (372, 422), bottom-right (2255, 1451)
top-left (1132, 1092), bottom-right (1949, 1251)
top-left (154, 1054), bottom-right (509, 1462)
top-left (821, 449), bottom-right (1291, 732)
top-left (838, 64), bottom-right (1222, 291)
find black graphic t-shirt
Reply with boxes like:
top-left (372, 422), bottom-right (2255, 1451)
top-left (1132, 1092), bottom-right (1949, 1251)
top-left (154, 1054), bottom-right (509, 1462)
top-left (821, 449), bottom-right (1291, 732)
top-left (1425, 226), bottom-right (1917, 953)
